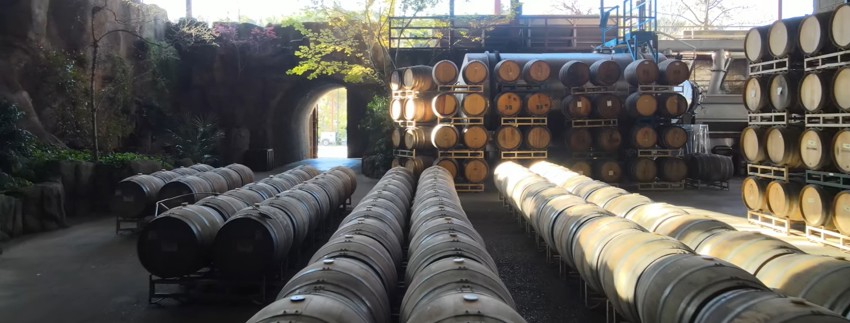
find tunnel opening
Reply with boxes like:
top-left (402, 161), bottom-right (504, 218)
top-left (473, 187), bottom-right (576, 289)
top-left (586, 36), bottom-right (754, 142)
top-left (311, 88), bottom-right (349, 158)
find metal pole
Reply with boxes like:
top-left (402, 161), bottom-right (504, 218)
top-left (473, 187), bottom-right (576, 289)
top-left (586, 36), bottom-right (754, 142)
top-left (778, 0), bottom-right (783, 19)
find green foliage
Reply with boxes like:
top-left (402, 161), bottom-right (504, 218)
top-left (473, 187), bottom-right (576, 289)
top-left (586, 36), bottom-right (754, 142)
top-left (99, 152), bottom-right (163, 168)
top-left (32, 50), bottom-right (91, 149)
top-left (0, 101), bottom-right (34, 175)
top-left (96, 55), bottom-right (135, 152)
top-left (167, 115), bottom-right (225, 163)
top-left (360, 95), bottom-right (394, 176)
top-left (147, 42), bottom-right (180, 107)
top-left (166, 18), bottom-right (218, 51)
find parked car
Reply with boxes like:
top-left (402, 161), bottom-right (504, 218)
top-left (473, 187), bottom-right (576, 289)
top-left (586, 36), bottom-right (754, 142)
top-left (319, 132), bottom-right (336, 146)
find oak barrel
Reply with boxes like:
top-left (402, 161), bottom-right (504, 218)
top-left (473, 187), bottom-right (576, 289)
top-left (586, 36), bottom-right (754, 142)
top-left (658, 59), bottom-right (690, 85)
top-left (657, 93), bottom-right (688, 117)
top-left (594, 160), bottom-right (622, 183)
top-left (495, 92), bottom-right (522, 117)
top-left (695, 230), bottom-right (801, 275)
top-left (495, 126), bottom-right (523, 151)
top-left (631, 124), bottom-right (658, 149)
top-left (742, 176), bottom-right (769, 211)
top-left (404, 126), bottom-right (434, 150)
top-left (800, 128), bottom-right (833, 170)
top-left (212, 205), bottom-right (295, 276)
top-left (522, 59), bottom-right (551, 84)
top-left (430, 124), bottom-right (459, 150)
top-left (195, 171), bottom-right (230, 194)
top-left (741, 126), bottom-right (767, 163)
top-left (570, 160), bottom-right (592, 176)
top-left (390, 98), bottom-right (404, 120)
top-left (391, 127), bottom-right (404, 148)
top-left (770, 72), bottom-right (802, 112)
top-left (432, 60), bottom-right (459, 85)
top-left (525, 92), bottom-right (552, 116)
top-left (524, 126), bottom-right (551, 149)
top-left (628, 158), bottom-right (657, 183)
top-left (112, 174), bottom-right (166, 218)
top-left (833, 67), bottom-right (850, 111)
top-left (405, 156), bottom-right (435, 177)
top-left (832, 4), bottom-right (850, 49)
top-left (800, 184), bottom-right (837, 228)
top-left (694, 289), bottom-right (846, 323)
top-left (686, 154), bottom-right (733, 182)
top-left (766, 126), bottom-right (803, 167)
top-left (403, 65), bottom-right (435, 91)
top-left (403, 97), bottom-right (436, 122)
top-left (800, 71), bottom-right (834, 113)
top-left (157, 175), bottom-right (214, 208)
top-left (559, 60), bottom-right (591, 87)
top-left (462, 60), bottom-right (488, 84)
top-left (624, 59), bottom-right (659, 86)
top-left (743, 77), bottom-right (769, 112)
top-left (431, 92), bottom-right (459, 117)
top-left (625, 92), bottom-right (657, 118)
top-left (594, 127), bottom-right (622, 153)
top-left (799, 11), bottom-right (835, 56)
top-left (834, 190), bottom-right (850, 234)
top-left (567, 128), bottom-right (592, 152)
top-left (768, 16), bottom-right (805, 59)
top-left (494, 59), bottom-right (521, 83)
top-left (833, 129), bottom-right (850, 173)
top-left (745, 26), bottom-right (770, 62)
top-left (462, 125), bottom-right (489, 149)
top-left (171, 167), bottom-right (199, 176)
top-left (658, 125), bottom-right (688, 149)
top-left (389, 69), bottom-right (403, 91)
top-left (766, 180), bottom-right (804, 220)
top-left (434, 158), bottom-right (458, 178)
top-left (589, 59), bottom-right (621, 86)
top-left (137, 204), bottom-right (224, 278)
top-left (461, 92), bottom-right (489, 116)
top-left (562, 95), bottom-right (592, 119)
top-left (593, 94), bottom-right (623, 119)
top-left (657, 157), bottom-right (688, 182)
top-left (463, 159), bottom-right (489, 184)
top-left (756, 253), bottom-right (850, 316)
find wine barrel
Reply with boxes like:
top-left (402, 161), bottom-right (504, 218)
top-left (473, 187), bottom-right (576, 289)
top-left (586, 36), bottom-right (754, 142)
top-left (571, 217), bottom-right (645, 292)
top-left (593, 94), bottom-right (623, 119)
top-left (768, 16), bottom-right (805, 59)
top-left (628, 158), bottom-right (657, 183)
top-left (686, 154), bottom-right (734, 182)
top-left (594, 127), bottom-right (622, 153)
top-left (766, 126), bottom-right (803, 167)
top-left (800, 184), bottom-right (837, 228)
top-left (461, 92), bottom-right (488, 116)
top-left (637, 254), bottom-right (769, 323)
top-left (431, 92), bottom-right (459, 118)
top-left (389, 68), bottom-right (403, 91)
top-left (525, 92), bottom-right (552, 116)
top-left (597, 231), bottom-right (692, 323)
top-left (195, 171), bottom-right (229, 194)
top-left (403, 97), bottom-right (436, 122)
top-left (432, 60), bottom-right (459, 85)
top-left (404, 126), bottom-right (434, 150)
top-left (112, 174), bottom-right (166, 218)
top-left (212, 168), bottom-right (243, 190)
top-left (213, 205), bottom-right (296, 276)
top-left (310, 234), bottom-right (398, 295)
top-left (462, 60), bottom-right (488, 85)
top-left (495, 92), bottom-right (522, 117)
top-left (832, 4), bottom-right (850, 49)
top-left (391, 127), bottom-right (404, 148)
top-left (494, 59), bottom-right (521, 83)
top-left (653, 214), bottom-right (735, 248)
top-left (657, 93), bottom-right (688, 117)
top-left (562, 95), bottom-right (592, 119)
top-left (567, 128), bottom-right (593, 152)
top-left (248, 292), bottom-right (372, 323)
top-left (800, 12), bottom-right (835, 56)
top-left (594, 160), bottom-right (622, 183)
top-left (405, 156), bottom-right (435, 177)
top-left (495, 125), bottom-right (522, 151)
top-left (800, 128), bottom-right (833, 170)
top-left (390, 98), bottom-right (404, 120)
top-left (137, 204), bottom-right (224, 278)
top-left (833, 67), bottom-right (850, 112)
top-left (226, 163), bottom-right (254, 185)
top-left (657, 59), bottom-right (690, 85)
top-left (403, 65), bottom-right (435, 91)
top-left (770, 72), bottom-right (802, 112)
top-left (694, 289), bottom-right (847, 323)
top-left (462, 125), bottom-right (489, 150)
top-left (766, 180), bottom-right (804, 221)
top-left (756, 253), bottom-right (850, 317)
top-left (695, 230), bottom-right (801, 275)
top-left (406, 292), bottom-right (526, 323)
top-left (559, 60), bottom-right (591, 87)
top-left (743, 77), bottom-right (769, 112)
top-left (800, 71), bottom-right (834, 113)
top-left (658, 125), bottom-right (688, 149)
top-left (745, 26), bottom-right (770, 62)
top-left (198, 195), bottom-right (249, 220)
top-left (430, 124), bottom-right (459, 150)
top-left (571, 160), bottom-right (592, 176)
top-left (741, 126), bottom-right (767, 163)
top-left (624, 59), bottom-right (659, 86)
top-left (171, 167), bottom-right (199, 176)
top-left (625, 92), bottom-right (657, 118)
top-left (221, 187), bottom-right (265, 205)
top-left (524, 126), bottom-right (551, 150)
top-left (189, 164), bottom-right (214, 172)
top-left (742, 176), bottom-right (769, 211)
top-left (834, 129), bottom-right (850, 173)
top-left (835, 191), bottom-right (850, 235)
top-left (244, 182), bottom-right (280, 200)
top-left (150, 170), bottom-right (181, 182)
top-left (522, 59), bottom-right (551, 84)
top-left (589, 59), bottom-right (621, 86)
top-left (463, 159), bottom-right (489, 184)
top-left (631, 124), bottom-right (658, 149)
top-left (391, 158), bottom-right (402, 168)
top-left (157, 175), bottom-right (214, 208)
top-left (434, 158), bottom-right (458, 178)
top-left (657, 157), bottom-right (688, 182)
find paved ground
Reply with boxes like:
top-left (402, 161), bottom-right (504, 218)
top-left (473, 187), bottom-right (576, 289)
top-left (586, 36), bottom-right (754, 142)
top-left (0, 161), bottom-right (840, 323)
top-left (316, 145), bottom-right (348, 159)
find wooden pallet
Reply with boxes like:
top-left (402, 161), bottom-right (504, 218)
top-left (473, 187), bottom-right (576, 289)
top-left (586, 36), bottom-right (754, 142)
top-left (569, 85), bottom-right (620, 95)
top-left (806, 170), bottom-right (850, 190)
top-left (438, 150), bottom-right (485, 159)
top-left (393, 149), bottom-right (416, 158)
top-left (571, 119), bottom-right (618, 128)
top-left (747, 164), bottom-right (801, 182)
top-left (498, 84), bottom-right (545, 93)
top-left (437, 116), bottom-right (484, 125)
top-left (685, 178), bottom-right (730, 191)
top-left (501, 150), bottom-right (548, 160)
top-left (747, 112), bottom-right (803, 126)
top-left (501, 117), bottom-right (548, 126)
top-left (748, 58), bottom-right (797, 75)
top-left (628, 148), bottom-right (684, 158)
top-left (437, 84), bottom-right (484, 93)
top-left (636, 84), bottom-right (683, 93)
top-left (571, 151), bottom-right (616, 159)
top-left (806, 226), bottom-right (850, 252)
top-left (804, 49), bottom-right (850, 71)
top-left (455, 183), bottom-right (485, 193)
top-left (635, 181), bottom-right (685, 191)
top-left (805, 113), bottom-right (850, 128)
top-left (116, 216), bottom-right (148, 234)
top-left (747, 210), bottom-right (803, 235)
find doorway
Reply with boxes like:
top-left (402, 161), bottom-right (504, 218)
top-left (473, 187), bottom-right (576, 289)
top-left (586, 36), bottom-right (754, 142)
top-left (313, 88), bottom-right (348, 158)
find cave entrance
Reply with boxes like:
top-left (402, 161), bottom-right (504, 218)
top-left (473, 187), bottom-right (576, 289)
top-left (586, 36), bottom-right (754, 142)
top-left (311, 87), bottom-right (348, 158)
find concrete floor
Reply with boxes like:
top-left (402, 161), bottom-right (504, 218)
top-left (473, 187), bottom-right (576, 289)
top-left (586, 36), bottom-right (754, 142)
top-left (0, 161), bottom-right (844, 323)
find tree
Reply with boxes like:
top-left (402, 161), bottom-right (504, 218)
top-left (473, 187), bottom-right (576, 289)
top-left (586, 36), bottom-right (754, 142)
top-left (661, 0), bottom-right (749, 31)
top-left (552, 0), bottom-right (596, 15)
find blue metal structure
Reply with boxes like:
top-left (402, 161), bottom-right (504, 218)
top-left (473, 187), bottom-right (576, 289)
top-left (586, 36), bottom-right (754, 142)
top-left (598, 0), bottom-right (659, 62)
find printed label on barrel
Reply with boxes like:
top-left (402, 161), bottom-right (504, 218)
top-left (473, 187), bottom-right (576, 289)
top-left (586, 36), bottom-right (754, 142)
top-left (607, 100), bottom-right (612, 107)
top-left (608, 171), bottom-right (614, 176)
top-left (808, 140), bottom-right (816, 147)
top-left (577, 102), bottom-right (582, 107)
top-left (807, 198), bottom-right (815, 204)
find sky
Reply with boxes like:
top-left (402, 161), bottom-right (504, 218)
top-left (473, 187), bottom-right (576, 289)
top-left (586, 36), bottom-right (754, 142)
top-left (142, 0), bottom-right (813, 26)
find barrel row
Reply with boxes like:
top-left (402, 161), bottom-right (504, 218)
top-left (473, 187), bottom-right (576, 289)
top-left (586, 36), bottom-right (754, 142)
top-left (247, 167), bottom-right (414, 323)
top-left (527, 161), bottom-right (850, 318)
top-left (111, 163), bottom-right (216, 218)
top-left (743, 126), bottom-right (850, 174)
top-left (495, 161), bottom-right (849, 322)
top-left (154, 163), bottom-right (256, 209)
top-left (401, 166), bottom-right (526, 323)
top-left (567, 125), bottom-right (689, 152)
top-left (743, 70), bottom-right (850, 113)
top-left (743, 176), bottom-right (850, 234)
top-left (137, 165), bottom-right (354, 279)
top-left (563, 91), bottom-right (688, 119)
top-left (746, 5), bottom-right (850, 62)
top-left (393, 124), bottom-right (489, 150)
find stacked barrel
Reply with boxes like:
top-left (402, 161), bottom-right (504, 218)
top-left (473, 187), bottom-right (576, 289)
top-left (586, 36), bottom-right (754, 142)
top-left (495, 161), bottom-right (850, 322)
top-left (391, 62), bottom-right (490, 188)
top-left (112, 163), bottom-right (215, 224)
top-left (743, 6), bottom-right (850, 239)
top-left (246, 167), bottom-right (414, 323)
top-left (137, 165), bottom-right (356, 280)
top-left (493, 59), bottom-right (552, 161)
top-left (402, 166), bottom-right (526, 322)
